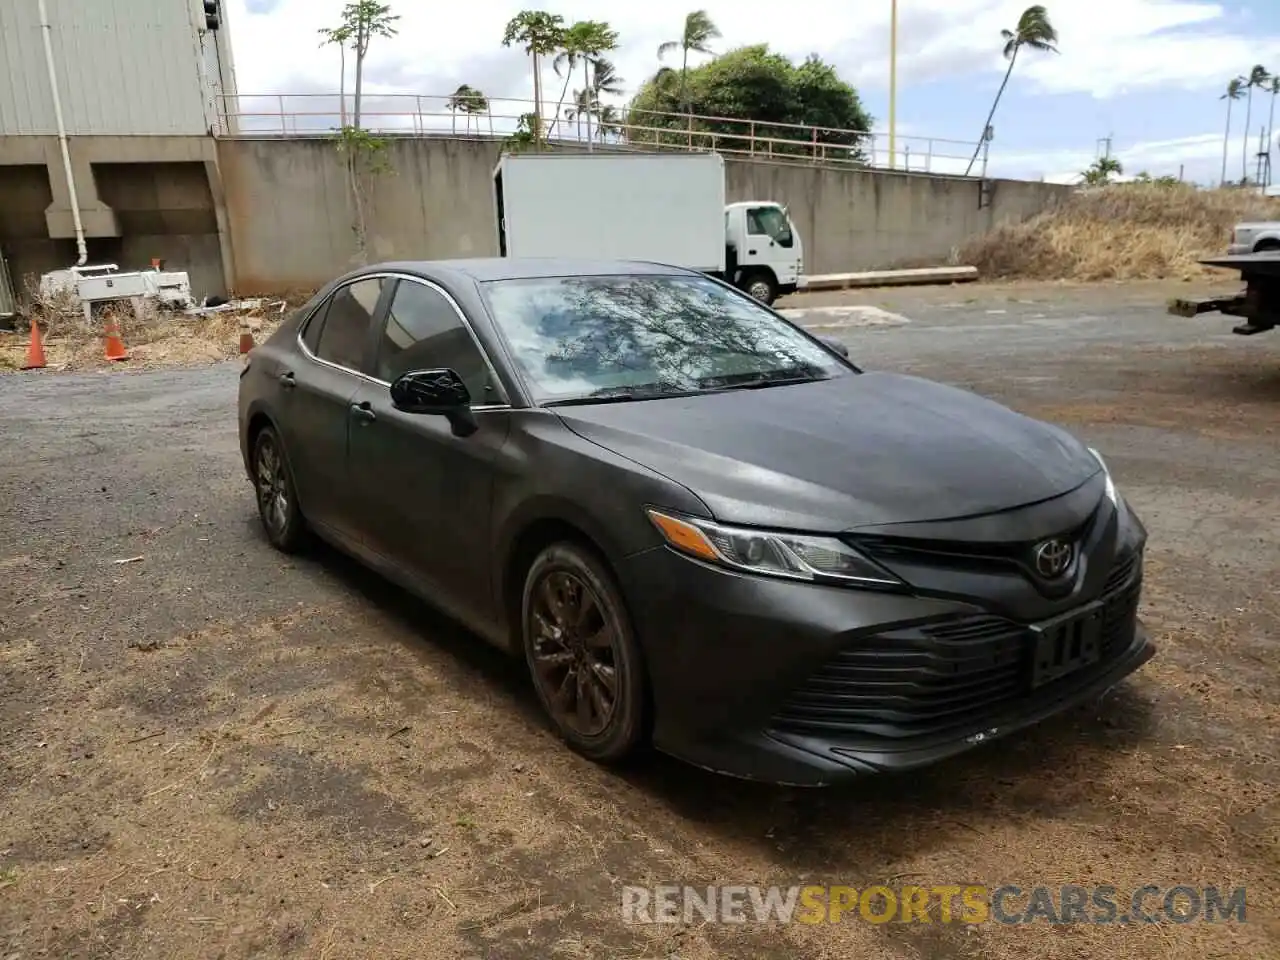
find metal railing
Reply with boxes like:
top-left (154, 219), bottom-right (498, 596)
top-left (213, 94), bottom-right (986, 177)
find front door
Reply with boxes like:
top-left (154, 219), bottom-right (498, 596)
top-left (348, 277), bottom-right (513, 625)
top-left (745, 205), bottom-right (800, 286)
top-left (280, 275), bottom-right (391, 542)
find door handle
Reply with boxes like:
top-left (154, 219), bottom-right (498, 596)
top-left (349, 401), bottom-right (376, 423)
top-left (278, 372), bottom-right (296, 388)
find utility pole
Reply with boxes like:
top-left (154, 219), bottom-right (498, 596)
top-left (888, 0), bottom-right (897, 169)
top-left (1255, 125), bottom-right (1270, 191)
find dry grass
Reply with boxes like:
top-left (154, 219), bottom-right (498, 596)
top-left (963, 183), bottom-right (1280, 281)
top-left (0, 281), bottom-right (304, 372)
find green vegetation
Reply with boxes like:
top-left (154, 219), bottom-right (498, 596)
top-left (319, 2), bottom-right (401, 263)
top-left (1218, 66), bottom-right (1276, 186)
top-left (488, 8), bottom-right (869, 157)
top-left (627, 45), bottom-right (872, 160)
top-left (964, 5), bottom-right (1059, 176)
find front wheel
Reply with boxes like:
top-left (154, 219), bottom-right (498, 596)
top-left (521, 543), bottom-right (648, 763)
top-left (251, 425), bottom-right (307, 552)
top-left (741, 271), bottom-right (778, 305)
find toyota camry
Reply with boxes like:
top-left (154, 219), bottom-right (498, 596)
top-left (237, 258), bottom-right (1155, 786)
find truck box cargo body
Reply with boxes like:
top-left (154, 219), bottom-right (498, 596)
top-left (493, 152), bottom-right (726, 271)
top-left (491, 151), bottom-right (803, 305)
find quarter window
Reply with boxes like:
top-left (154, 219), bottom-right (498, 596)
top-left (314, 278), bottom-right (385, 373)
top-left (376, 280), bottom-right (500, 402)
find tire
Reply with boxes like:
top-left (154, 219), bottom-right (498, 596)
top-left (251, 425), bottom-right (307, 553)
top-left (521, 542), bottom-right (647, 763)
top-left (1255, 240), bottom-right (1280, 253)
top-left (742, 271), bottom-right (778, 305)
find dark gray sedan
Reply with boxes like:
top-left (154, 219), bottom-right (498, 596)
top-left (237, 258), bottom-right (1154, 786)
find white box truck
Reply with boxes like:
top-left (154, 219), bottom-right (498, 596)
top-left (491, 151), bottom-right (804, 305)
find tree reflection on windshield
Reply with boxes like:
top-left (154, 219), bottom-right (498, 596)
top-left (481, 274), bottom-right (849, 403)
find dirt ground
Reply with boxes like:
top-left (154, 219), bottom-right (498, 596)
top-left (0, 279), bottom-right (1276, 959)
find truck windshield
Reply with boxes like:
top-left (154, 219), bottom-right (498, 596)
top-left (481, 274), bottom-right (851, 405)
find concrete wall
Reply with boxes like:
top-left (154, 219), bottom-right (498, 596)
top-left (218, 137), bottom-right (1071, 293)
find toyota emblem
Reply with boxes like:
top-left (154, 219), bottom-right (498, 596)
top-left (1033, 538), bottom-right (1074, 578)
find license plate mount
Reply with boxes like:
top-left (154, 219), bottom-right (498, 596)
top-left (1029, 602), bottom-right (1104, 688)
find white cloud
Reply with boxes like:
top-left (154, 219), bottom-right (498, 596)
top-left (220, 0), bottom-right (1280, 179)
top-left (225, 0), bottom-right (1280, 103)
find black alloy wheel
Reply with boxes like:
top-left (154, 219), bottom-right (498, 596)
top-left (522, 543), bottom-right (647, 762)
top-left (252, 425), bottom-right (306, 552)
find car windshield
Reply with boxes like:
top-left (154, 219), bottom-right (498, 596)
top-left (480, 274), bottom-right (852, 405)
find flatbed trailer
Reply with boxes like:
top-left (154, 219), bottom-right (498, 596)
top-left (1167, 252), bottom-right (1280, 335)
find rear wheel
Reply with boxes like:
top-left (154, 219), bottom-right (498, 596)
top-left (251, 425), bottom-right (306, 552)
top-left (521, 543), bottom-right (647, 763)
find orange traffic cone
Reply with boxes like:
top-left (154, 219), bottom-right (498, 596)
top-left (21, 319), bottom-right (47, 370)
top-left (104, 316), bottom-right (129, 361)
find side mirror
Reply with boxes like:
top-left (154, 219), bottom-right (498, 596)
top-left (389, 368), bottom-right (478, 436)
top-left (818, 335), bottom-right (849, 358)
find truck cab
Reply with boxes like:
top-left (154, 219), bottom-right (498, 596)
top-left (724, 201), bottom-right (804, 304)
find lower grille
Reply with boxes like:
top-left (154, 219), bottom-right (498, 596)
top-left (771, 553), bottom-right (1142, 740)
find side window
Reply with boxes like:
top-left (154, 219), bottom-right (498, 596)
top-left (300, 300), bottom-right (329, 354)
top-left (314, 277), bottom-right (385, 373)
top-left (376, 280), bottom-right (499, 403)
top-left (746, 209), bottom-right (767, 235)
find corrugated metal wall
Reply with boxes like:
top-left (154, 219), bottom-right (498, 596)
top-left (0, 0), bottom-right (218, 136)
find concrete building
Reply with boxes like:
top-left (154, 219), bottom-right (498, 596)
top-left (0, 0), bottom-right (238, 310)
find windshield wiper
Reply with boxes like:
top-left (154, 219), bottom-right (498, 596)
top-left (701, 372), bottom-right (828, 392)
top-left (543, 384), bottom-right (695, 407)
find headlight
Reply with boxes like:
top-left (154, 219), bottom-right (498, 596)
top-left (645, 509), bottom-right (903, 587)
top-left (1088, 447), bottom-right (1118, 505)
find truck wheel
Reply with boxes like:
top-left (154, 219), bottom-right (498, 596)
top-left (742, 271), bottom-right (777, 305)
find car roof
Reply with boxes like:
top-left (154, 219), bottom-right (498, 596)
top-left (347, 257), bottom-right (700, 284)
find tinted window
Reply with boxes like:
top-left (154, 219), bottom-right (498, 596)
top-left (376, 280), bottom-right (499, 402)
top-left (314, 278), bottom-right (385, 373)
top-left (747, 207), bottom-right (793, 247)
top-left (300, 301), bottom-right (328, 354)
top-left (481, 274), bottom-right (849, 404)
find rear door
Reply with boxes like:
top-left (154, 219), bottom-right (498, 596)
top-left (348, 276), bottom-right (513, 623)
top-left (282, 275), bottom-right (391, 542)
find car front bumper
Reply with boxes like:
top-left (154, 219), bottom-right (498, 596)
top-left (620, 541), bottom-right (1154, 787)
top-left (1227, 242), bottom-right (1253, 256)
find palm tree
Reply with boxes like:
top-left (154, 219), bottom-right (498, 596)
top-left (1221, 77), bottom-right (1245, 186)
top-left (550, 20), bottom-right (618, 142)
top-left (963, 5), bottom-right (1059, 176)
top-left (657, 10), bottom-right (720, 123)
top-left (1080, 155), bottom-right (1122, 185)
top-left (582, 57), bottom-right (624, 145)
top-left (1242, 65), bottom-right (1271, 182)
top-left (502, 11), bottom-right (567, 150)
top-left (565, 87), bottom-right (593, 140)
top-left (594, 103), bottom-right (622, 142)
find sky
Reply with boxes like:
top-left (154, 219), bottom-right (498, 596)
top-left (222, 0), bottom-right (1280, 184)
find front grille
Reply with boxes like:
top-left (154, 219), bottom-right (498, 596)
top-left (852, 508), bottom-right (1100, 580)
top-left (771, 551), bottom-right (1142, 740)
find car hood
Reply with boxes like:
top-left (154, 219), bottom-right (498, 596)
top-left (554, 371), bottom-right (1101, 530)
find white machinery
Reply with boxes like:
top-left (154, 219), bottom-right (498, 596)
top-left (39, 263), bottom-right (195, 322)
top-left (491, 152), bottom-right (804, 305)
